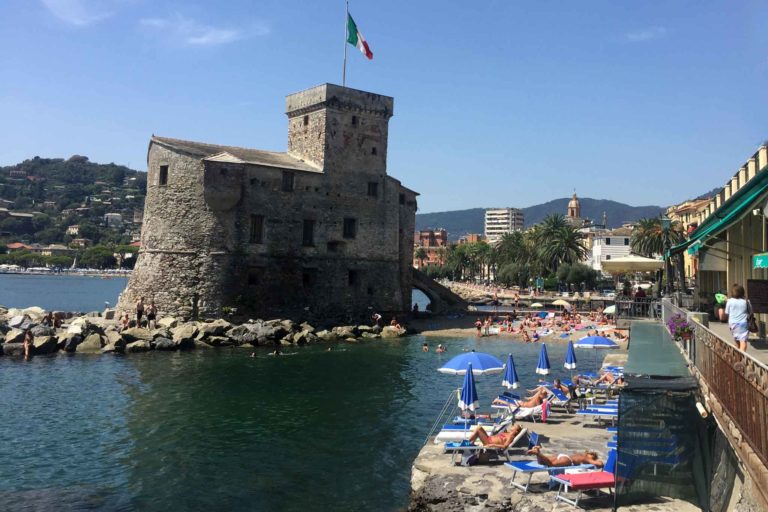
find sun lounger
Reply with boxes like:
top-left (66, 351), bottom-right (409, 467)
top-left (547, 388), bottom-right (573, 413)
top-left (550, 450), bottom-right (617, 507)
top-left (505, 439), bottom-right (596, 494)
top-left (575, 408), bottom-right (617, 426)
top-left (444, 427), bottom-right (529, 464)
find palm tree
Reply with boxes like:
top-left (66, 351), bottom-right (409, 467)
top-left (536, 224), bottom-right (588, 274)
top-left (414, 247), bottom-right (428, 268)
top-left (631, 218), bottom-right (684, 257)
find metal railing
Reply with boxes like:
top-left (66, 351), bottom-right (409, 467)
top-left (686, 317), bottom-right (768, 467)
top-left (615, 296), bottom-right (660, 320)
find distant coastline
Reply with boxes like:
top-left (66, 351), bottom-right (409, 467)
top-left (0, 267), bottom-right (131, 279)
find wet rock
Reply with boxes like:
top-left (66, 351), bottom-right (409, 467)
top-left (280, 319), bottom-right (295, 332)
top-left (126, 340), bottom-right (151, 353)
top-left (157, 317), bottom-right (178, 329)
top-left (22, 307), bottom-right (46, 321)
top-left (4, 328), bottom-right (25, 344)
top-left (315, 330), bottom-right (337, 342)
top-left (197, 319), bottom-right (232, 337)
top-left (226, 324), bottom-right (257, 345)
top-left (332, 325), bottom-right (358, 338)
top-left (77, 333), bottom-right (103, 353)
top-left (33, 335), bottom-right (58, 355)
top-left (205, 335), bottom-right (234, 347)
top-left (381, 326), bottom-right (407, 338)
top-left (153, 337), bottom-right (176, 351)
top-left (357, 325), bottom-right (373, 333)
top-left (299, 322), bottom-right (315, 333)
top-left (172, 324), bottom-right (198, 344)
top-left (192, 339), bottom-right (213, 349)
top-left (30, 324), bottom-right (55, 337)
top-left (8, 315), bottom-right (30, 329)
top-left (121, 327), bottom-right (153, 343)
top-left (105, 330), bottom-right (123, 345)
top-left (151, 328), bottom-right (172, 340)
top-left (2, 342), bottom-right (24, 357)
top-left (101, 342), bottom-right (123, 354)
top-left (361, 332), bottom-right (381, 339)
top-left (59, 332), bottom-right (82, 352)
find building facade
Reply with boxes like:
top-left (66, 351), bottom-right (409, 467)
top-left (413, 229), bottom-right (448, 269)
top-left (484, 208), bottom-right (524, 244)
top-left (118, 84), bottom-right (418, 320)
top-left (590, 227), bottom-right (633, 272)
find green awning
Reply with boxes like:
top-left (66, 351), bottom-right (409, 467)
top-left (754, 253), bottom-right (768, 269)
top-left (669, 165), bottom-right (768, 257)
top-left (625, 321), bottom-right (690, 377)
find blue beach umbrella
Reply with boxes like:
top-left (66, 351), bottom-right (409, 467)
top-left (502, 354), bottom-right (519, 390)
top-left (536, 344), bottom-right (551, 375)
top-left (574, 336), bottom-right (619, 368)
top-left (564, 341), bottom-right (577, 370)
top-left (458, 363), bottom-right (479, 411)
top-left (438, 352), bottom-right (505, 376)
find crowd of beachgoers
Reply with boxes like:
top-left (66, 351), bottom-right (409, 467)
top-left (472, 309), bottom-right (627, 344)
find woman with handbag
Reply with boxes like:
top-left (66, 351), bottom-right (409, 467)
top-left (724, 284), bottom-right (753, 351)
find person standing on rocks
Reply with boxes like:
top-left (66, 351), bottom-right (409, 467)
top-left (23, 330), bottom-right (33, 360)
top-left (146, 300), bottom-right (157, 330)
top-left (135, 297), bottom-right (145, 327)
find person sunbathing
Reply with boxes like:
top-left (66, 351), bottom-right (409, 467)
top-left (467, 423), bottom-right (523, 449)
top-left (492, 388), bottom-right (547, 408)
top-left (593, 372), bottom-right (617, 385)
top-left (526, 446), bottom-right (604, 468)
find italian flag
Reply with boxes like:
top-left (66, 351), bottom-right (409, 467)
top-left (347, 14), bottom-right (373, 60)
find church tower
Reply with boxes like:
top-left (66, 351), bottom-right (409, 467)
top-left (567, 192), bottom-right (581, 219)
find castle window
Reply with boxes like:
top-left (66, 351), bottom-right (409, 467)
top-left (624, 238), bottom-right (629, 245)
top-left (282, 171), bottom-right (295, 192)
top-left (606, 255), bottom-right (612, 260)
top-left (249, 214), bottom-right (264, 244)
top-left (343, 217), bottom-right (357, 239)
top-left (348, 270), bottom-right (359, 287)
top-left (367, 182), bottom-right (378, 197)
top-left (302, 269), bottom-right (317, 288)
top-left (303, 115), bottom-right (309, 126)
top-left (247, 267), bottom-right (262, 286)
top-left (302, 219), bottom-right (315, 247)
top-left (158, 165), bottom-right (168, 186)
top-left (605, 238), bottom-right (611, 245)
top-left (399, 193), bottom-right (405, 205)
top-left (371, 147), bottom-right (377, 155)
top-left (351, 115), bottom-right (358, 126)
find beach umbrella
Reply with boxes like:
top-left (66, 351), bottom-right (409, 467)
top-left (574, 336), bottom-right (619, 368)
top-left (530, 303), bottom-right (544, 308)
top-left (564, 340), bottom-right (577, 370)
top-left (603, 305), bottom-right (616, 315)
top-left (502, 354), bottom-right (519, 389)
top-left (536, 344), bottom-right (551, 375)
top-left (458, 363), bottom-right (479, 411)
top-left (438, 352), bottom-right (504, 376)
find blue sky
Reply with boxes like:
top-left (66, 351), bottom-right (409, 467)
top-left (1, 1), bottom-right (767, 213)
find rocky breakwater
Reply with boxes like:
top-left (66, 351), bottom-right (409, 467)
top-left (0, 306), bottom-right (408, 357)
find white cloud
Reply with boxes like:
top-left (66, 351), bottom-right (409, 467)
top-left (139, 14), bottom-right (269, 46)
top-left (39, 0), bottom-right (115, 26)
top-left (625, 26), bottom-right (667, 43)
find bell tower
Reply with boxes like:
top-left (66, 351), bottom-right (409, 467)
top-left (567, 192), bottom-right (581, 219)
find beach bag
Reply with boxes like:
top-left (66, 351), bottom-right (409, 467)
top-left (459, 452), bottom-right (478, 466)
top-left (747, 301), bottom-right (758, 333)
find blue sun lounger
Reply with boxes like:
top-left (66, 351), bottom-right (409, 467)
top-left (444, 426), bottom-right (529, 464)
top-left (576, 408), bottom-right (618, 425)
top-left (505, 437), bottom-right (596, 494)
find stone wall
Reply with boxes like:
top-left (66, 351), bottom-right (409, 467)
top-left (119, 84), bottom-right (417, 321)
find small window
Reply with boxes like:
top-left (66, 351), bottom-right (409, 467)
top-left (302, 270), bottom-right (316, 288)
top-left (303, 115), bottom-right (309, 126)
top-left (399, 193), bottom-right (405, 205)
top-left (605, 238), bottom-right (611, 245)
top-left (371, 147), bottom-right (377, 155)
top-left (351, 115), bottom-right (358, 126)
top-left (367, 182), bottom-right (378, 197)
top-left (606, 255), bottom-right (612, 260)
top-left (343, 218), bottom-right (357, 239)
top-left (247, 268), bottom-right (262, 286)
top-left (249, 214), bottom-right (264, 244)
top-left (348, 270), bottom-right (358, 286)
top-left (282, 171), bottom-right (295, 192)
top-left (158, 165), bottom-right (168, 186)
top-left (624, 238), bottom-right (629, 246)
top-left (302, 219), bottom-right (315, 247)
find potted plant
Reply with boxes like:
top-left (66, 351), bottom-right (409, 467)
top-left (667, 314), bottom-right (693, 341)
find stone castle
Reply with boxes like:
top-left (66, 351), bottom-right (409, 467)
top-left (118, 84), bottom-right (418, 320)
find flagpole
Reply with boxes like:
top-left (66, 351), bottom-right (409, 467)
top-left (342, 0), bottom-right (349, 86)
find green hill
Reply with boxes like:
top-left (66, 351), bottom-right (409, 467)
top-left (416, 198), bottom-right (665, 240)
top-left (0, 155), bottom-right (146, 246)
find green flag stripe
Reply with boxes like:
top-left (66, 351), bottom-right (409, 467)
top-left (347, 14), bottom-right (359, 45)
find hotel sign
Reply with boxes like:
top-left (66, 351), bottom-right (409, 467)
top-left (753, 253), bottom-right (768, 269)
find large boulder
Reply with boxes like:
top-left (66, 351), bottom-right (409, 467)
top-left (252, 323), bottom-right (287, 344)
top-left (315, 330), bottom-right (337, 342)
top-left (4, 328), bottom-right (25, 344)
top-left (332, 325), bottom-right (358, 338)
top-left (33, 335), bottom-right (58, 354)
top-left (2, 342), bottom-right (24, 357)
top-left (121, 327), bottom-right (153, 343)
top-left (357, 325), bottom-right (373, 334)
top-left (60, 333), bottom-right (83, 352)
top-left (22, 307), bottom-right (46, 321)
top-left (8, 315), bottom-right (30, 329)
top-left (105, 330), bottom-right (123, 345)
top-left (171, 323), bottom-right (197, 345)
top-left (77, 333), bottom-right (103, 353)
top-left (205, 335), bottom-right (234, 347)
top-left (300, 322), bottom-right (315, 333)
top-left (197, 319), bottom-right (232, 338)
top-left (157, 317), bottom-right (179, 329)
top-left (153, 337), bottom-right (176, 351)
top-left (361, 332), bottom-right (381, 339)
top-left (30, 324), bottom-right (55, 337)
top-left (226, 325), bottom-right (257, 346)
top-left (381, 326), bottom-right (407, 338)
top-left (151, 328), bottom-right (172, 340)
top-left (101, 342), bottom-right (124, 354)
top-left (125, 340), bottom-right (151, 353)
top-left (192, 339), bottom-right (214, 349)
top-left (280, 319), bottom-right (295, 333)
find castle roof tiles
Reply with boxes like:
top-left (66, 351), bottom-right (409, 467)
top-left (151, 136), bottom-right (321, 173)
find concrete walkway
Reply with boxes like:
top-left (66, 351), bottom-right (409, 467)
top-left (706, 321), bottom-right (768, 366)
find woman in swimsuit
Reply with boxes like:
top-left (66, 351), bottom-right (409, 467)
top-left (527, 446), bottom-right (604, 468)
top-left (468, 423), bottom-right (523, 449)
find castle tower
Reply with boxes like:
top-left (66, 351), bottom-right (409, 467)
top-left (567, 192), bottom-right (581, 219)
top-left (285, 84), bottom-right (393, 174)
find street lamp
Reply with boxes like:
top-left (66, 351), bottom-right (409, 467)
top-left (661, 215), bottom-right (672, 296)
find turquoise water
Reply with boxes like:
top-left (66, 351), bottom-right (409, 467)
top-left (0, 274), bottom-right (129, 311)
top-left (0, 338), bottom-right (573, 511)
